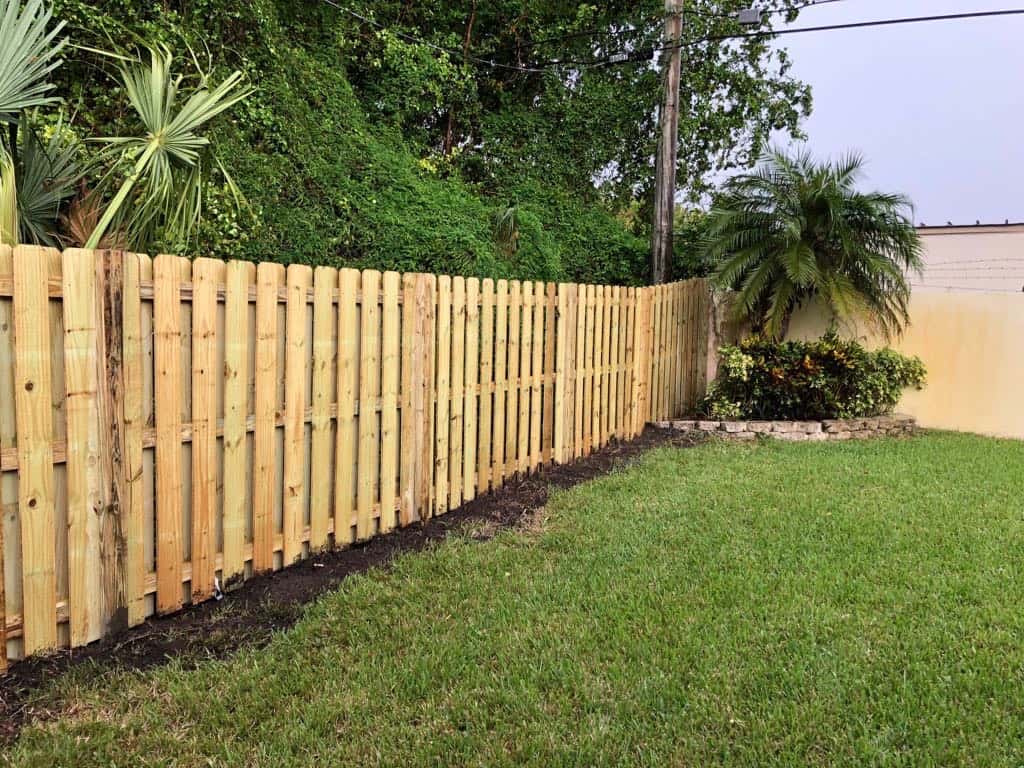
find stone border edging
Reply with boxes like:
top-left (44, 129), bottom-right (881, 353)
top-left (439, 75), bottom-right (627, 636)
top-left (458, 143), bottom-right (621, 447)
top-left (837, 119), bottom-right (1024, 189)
top-left (655, 415), bottom-right (916, 442)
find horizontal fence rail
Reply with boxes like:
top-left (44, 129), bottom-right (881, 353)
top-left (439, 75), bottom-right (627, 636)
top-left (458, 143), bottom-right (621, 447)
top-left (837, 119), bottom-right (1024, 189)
top-left (0, 245), bottom-right (710, 666)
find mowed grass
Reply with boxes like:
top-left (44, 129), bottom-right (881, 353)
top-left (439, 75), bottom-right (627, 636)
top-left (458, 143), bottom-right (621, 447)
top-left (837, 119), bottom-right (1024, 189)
top-left (7, 432), bottom-right (1024, 767)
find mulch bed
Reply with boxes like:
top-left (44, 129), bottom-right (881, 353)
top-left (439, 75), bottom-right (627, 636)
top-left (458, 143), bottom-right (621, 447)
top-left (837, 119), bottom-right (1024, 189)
top-left (0, 425), bottom-right (701, 744)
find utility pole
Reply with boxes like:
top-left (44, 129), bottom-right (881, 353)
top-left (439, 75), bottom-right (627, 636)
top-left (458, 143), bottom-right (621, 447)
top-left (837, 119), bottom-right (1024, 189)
top-left (651, 0), bottom-right (684, 285)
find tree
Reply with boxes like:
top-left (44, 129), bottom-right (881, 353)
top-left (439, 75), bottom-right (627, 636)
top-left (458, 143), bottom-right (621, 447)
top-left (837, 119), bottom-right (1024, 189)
top-left (337, 1), bottom-right (813, 211)
top-left (704, 149), bottom-right (923, 339)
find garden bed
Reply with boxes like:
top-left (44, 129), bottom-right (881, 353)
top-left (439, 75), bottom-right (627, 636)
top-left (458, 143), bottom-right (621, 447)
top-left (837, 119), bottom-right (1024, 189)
top-left (657, 414), bottom-right (916, 441)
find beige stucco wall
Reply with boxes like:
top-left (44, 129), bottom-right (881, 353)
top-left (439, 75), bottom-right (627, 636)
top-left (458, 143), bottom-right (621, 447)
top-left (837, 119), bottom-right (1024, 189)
top-left (787, 288), bottom-right (1024, 439)
top-left (915, 224), bottom-right (1024, 292)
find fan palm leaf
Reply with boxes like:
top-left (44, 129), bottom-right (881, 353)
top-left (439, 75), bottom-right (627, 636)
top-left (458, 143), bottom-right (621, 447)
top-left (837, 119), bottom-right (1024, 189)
top-left (0, 147), bottom-right (16, 244)
top-left (86, 46), bottom-right (253, 250)
top-left (704, 148), bottom-right (923, 339)
top-left (0, 0), bottom-right (66, 123)
top-left (16, 114), bottom-right (85, 245)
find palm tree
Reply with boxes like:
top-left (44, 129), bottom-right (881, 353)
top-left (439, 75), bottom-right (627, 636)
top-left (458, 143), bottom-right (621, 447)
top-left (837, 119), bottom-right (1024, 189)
top-left (703, 149), bottom-right (923, 339)
top-left (86, 47), bottom-right (253, 250)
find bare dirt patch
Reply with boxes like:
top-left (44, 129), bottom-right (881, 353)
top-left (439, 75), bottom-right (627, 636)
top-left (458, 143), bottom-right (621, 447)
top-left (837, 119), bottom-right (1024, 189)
top-left (0, 426), bottom-right (702, 744)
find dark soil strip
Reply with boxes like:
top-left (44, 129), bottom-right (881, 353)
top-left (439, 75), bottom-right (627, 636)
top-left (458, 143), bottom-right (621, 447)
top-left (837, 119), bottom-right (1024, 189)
top-left (0, 426), bottom-right (701, 744)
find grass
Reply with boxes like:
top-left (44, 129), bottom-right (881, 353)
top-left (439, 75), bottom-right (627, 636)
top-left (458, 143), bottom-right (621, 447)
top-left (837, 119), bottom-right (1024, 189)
top-left (7, 432), bottom-right (1024, 767)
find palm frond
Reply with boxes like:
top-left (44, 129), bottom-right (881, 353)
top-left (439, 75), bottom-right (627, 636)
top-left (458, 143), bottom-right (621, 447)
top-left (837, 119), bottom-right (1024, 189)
top-left (16, 114), bottom-right (86, 245)
top-left (0, 147), bottom-right (16, 244)
top-left (0, 0), bottom-right (66, 122)
top-left (86, 46), bottom-right (254, 250)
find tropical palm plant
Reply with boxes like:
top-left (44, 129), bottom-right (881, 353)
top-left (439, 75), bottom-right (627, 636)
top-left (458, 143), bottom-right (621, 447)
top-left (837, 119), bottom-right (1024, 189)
top-left (86, 47), bottom-right (253, 250)
top-left (0, 0), bottom-right (66, 123)
top-left (704, 149), bottom-right (923, 339)
top-left (15, 115), bottom-right (84, 244)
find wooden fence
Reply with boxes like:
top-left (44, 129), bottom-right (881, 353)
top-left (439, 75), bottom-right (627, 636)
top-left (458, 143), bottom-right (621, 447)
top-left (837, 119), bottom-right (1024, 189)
top-left (0, 245), bottom-right (710, 667)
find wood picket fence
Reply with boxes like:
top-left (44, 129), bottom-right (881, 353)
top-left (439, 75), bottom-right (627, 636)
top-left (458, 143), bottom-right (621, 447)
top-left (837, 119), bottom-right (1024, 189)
top-left (0, 245), bottom-right (711, 667)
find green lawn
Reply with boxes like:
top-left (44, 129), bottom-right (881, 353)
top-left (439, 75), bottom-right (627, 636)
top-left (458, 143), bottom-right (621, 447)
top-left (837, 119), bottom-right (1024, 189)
top-left (8, 432), bottom-right (1024, 767)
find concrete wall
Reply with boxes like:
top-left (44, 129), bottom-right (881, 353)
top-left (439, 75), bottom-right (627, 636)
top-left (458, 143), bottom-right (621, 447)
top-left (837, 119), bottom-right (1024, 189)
top-left (915, 224), bottom-right (1024, 292)
top-left (788, 288), bottom-right (1024, 439)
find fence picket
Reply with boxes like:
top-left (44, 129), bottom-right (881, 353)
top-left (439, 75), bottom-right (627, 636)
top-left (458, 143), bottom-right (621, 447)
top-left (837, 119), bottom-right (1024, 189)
top-left (477, 279), bottom-right (494, 495)
top-left (222, 261), bottom-right (252, 582)
top-left (335, 269), bottom-right (360, 544)
top-left (492, 280), bottom-right (508, 488)
top-left (379, 272), bottom-right (400, 533)
top-left (253, 262), bottom-right (284, 572)
top-left (310, 267), bottom-right (336, 550)
top-left (434, 276), bottom-right (451, 516)
top-left (357, 270), bottom-right (381, 539)
top-left (463, 278), bottom-right (479, 501)
top-left (505, 281), bottom-right (520, 481)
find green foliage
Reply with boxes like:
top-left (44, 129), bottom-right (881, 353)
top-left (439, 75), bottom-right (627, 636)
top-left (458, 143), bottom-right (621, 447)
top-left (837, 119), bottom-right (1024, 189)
top-left (40, 0), bottom-right (810, 281)
top-left (706, 149), bottom-right (924, 339)
top-left (86, 46), bottom-right (253, 250)
top-left (703, 333), bottom-right (926, 420)
top-left (0, 0), bottom-right (66, 122)
top-left (15, 115), bottom-right (85, 245)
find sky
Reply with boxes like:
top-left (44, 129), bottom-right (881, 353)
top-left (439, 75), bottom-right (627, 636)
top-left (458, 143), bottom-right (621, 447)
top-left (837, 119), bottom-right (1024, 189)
top-left (767, 0), bottom-right (1024, 225)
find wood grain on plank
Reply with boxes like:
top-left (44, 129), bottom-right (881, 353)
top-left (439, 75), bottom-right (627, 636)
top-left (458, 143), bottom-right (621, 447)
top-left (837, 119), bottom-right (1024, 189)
top-left (334, 269), bottom-right (360, 545)
top-left (309, 267), bottom-right (336, 551)
top-left (448, 277), bottom-right (465, 510)
top-left (462, 278), bottom-right (479, 502)
top-left (476, 279), bottom-right (494, 495)
top-left (491, 280), bottom-right (508, 488)
top-left (434, 276), bottom-right (451, 515)
top-left (379, 272), bottom-right (400, 533)
top-left (253, 263), bottom-right (283, 572)
top-left (356, 270), bottom-right (381, 539)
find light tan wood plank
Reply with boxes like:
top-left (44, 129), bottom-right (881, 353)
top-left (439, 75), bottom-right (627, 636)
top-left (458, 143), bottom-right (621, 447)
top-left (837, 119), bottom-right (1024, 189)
top-left (153, 255), bottom-right (185, 613)
top-left (334, 269), bottom-right (360, 545)
top-left (516, 281), bottom-right (533, 475)
top-left (476, 279), bottom-right (494, 495)
top-left (222, 261), bottom-right (252, 582)
top-left (448, 277), bottom-right (465, 510)
top-left (61, 249), bottom-right (102, 646)
top-left (542, 283), bottom-right (556, 463)
top-left (462, 278), bottom-right (479, 501)
top-left (503, 281), bottom-right (520, 483)
top-left (434, 276), bottom-right (451, 515)
top-left (356, 270), bottom-right (381, 539)
top-left (610, 285), bottom-right (622, 440)
top-left (416, 275), bottom-right (436, 520)
top-left (529, 281), bottom-right (544, 470)
top-left (190, 258), bottom-right (220, 601)
top-left (379, 271), bottom-right (400, 533)
top-left (309, 267), bottom-right (336, 551)
top-left (253, 263), bottom-right (283, 572)
top-left (492, 280), bottom-right (508, 488)
top-left (123, 253), bottom-right (149, 624)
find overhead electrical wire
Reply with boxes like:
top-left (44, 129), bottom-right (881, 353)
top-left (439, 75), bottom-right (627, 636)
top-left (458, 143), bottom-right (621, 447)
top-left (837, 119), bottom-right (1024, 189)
top-left (319, 0), bottom-right (1024, 74)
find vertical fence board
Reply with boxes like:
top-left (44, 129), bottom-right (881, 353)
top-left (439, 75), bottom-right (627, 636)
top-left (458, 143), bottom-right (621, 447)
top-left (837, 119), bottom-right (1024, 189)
top-left (153, 255), bottom-right (184, 613)
top-left (609, 286), bottom-right (622, 441)
top-left (190, 259), bottom-right (219, 601)
top-left (282, 266), bottom-right (312, 564)
top-left (516, 282), bottom-right (533, 476)
top-left (553, 284), bottom-right (569, 464)
top-left (477, 280), bottom-right (494, 495)
top-left (309, 267), bottom-right (336, 550)
top-left (222, 261), bottom-right (252, 582)
top-left (434, 276), bottom-right (451, 516)
top-left (573, 285), bottom-right (585, 458)
top-left (417, 275), bottom-right (436, 520)
top-left (582, 285), bottom-right (594, 456)
top-left (449, 278), bottom-right (466, 510)
top-left (0, 246), bottom-right (9, 669)
top-left (253, 263), bottom-right (283, 572)
top-left (334, 269), bottom-right (359, 545)
top-left (542, 283), bottom-right (556, 463)
top-left (591, 286), bottom-right (604, 452)
top-left (357, 270), bottom-right (381, 539)
top-left (504, 281), bottom-right (520, 482)
top-left (62, 250), bottom-right (101, 646)
top-left (379, 272), bottom-right (400, 534)
top-left (462, 278), bottom-right (479, 502)
top-left (400, 274), bottom-right (417, 524)
top-left (529, 282), bottom-right (544, 470)
top-left (123, 254), bottom-right (147, 625)
top-left (492, 280), bottom-right (508, 488)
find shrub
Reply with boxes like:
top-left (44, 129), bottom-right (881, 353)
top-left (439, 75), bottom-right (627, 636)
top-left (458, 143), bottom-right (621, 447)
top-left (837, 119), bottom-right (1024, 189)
top-left (702, 334), bottom-right (926, 420)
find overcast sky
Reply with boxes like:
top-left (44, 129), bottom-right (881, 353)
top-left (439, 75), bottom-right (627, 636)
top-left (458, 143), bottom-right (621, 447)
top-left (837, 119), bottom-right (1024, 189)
top-left (769, 0), bottom-right (1023, 225)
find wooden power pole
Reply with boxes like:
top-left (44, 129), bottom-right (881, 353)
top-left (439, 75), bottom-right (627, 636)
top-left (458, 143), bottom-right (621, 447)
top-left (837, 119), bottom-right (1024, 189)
top-left (651, 0), bottom-right (684, 285)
